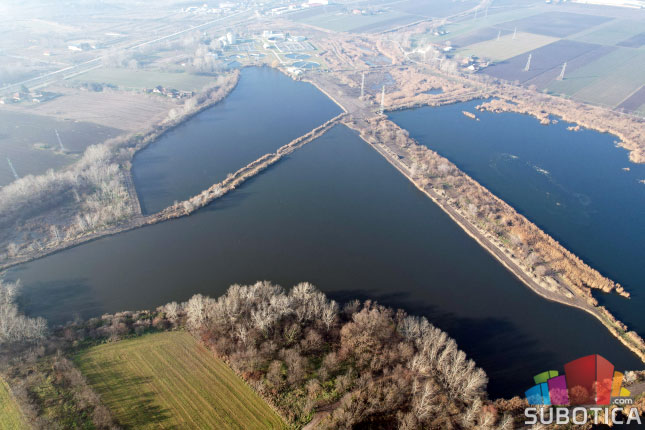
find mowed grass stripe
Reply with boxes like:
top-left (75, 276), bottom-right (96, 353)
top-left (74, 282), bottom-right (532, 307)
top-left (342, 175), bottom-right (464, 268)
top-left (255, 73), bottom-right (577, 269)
top-left (126, 346), bottom-right (204, 429)
top-left (90, 333), bottom-right (277, 430)
top-left (149, 334), bottom-right (270, 426)
top-left (143, 347), bottom-right (237, 427)
top-left (185, 341), bottom-right (278, 424)
top-left (76, 331), bottom-right (285, 430)
top-left (79, 333), bottom-right (278, 430)
top-left (0, 378), bottom-right (28, 430)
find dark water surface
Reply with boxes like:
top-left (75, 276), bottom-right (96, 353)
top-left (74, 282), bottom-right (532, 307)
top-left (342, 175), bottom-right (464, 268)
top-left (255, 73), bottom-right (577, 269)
top-left (132, 67), bottom-right (341, 214)
top-left (11, 125), bottom-right (642, 399)
top-left (389, 101), bottom-right (645, 336)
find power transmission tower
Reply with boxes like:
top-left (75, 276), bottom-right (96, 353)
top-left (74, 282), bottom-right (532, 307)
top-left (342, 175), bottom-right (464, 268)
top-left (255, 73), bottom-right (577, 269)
top-left (524, 53), bottom-right (532, 72)
top-left (512, 27), bottom-right (517, 40)
top-left (360, 72), bottom-right (365, 98)
top-left (497, 30), bottom-right (501, 41)
top-left (55, 129), bottom-right (65, 152)
top-left (557, 62), bottom-right (567, 80)
top-left (380, 85), bottom-right (385, 114)
top-left (7, 158), bottom-right (18, 180)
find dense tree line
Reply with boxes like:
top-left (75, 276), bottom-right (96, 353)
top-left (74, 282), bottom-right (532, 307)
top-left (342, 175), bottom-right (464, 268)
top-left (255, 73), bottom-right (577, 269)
top-left (0, 279), bottom-right (46, 344)
top-left (175, 282), bottom-right (499, 429)
top-left (3, 279), bottom-right (643, 428)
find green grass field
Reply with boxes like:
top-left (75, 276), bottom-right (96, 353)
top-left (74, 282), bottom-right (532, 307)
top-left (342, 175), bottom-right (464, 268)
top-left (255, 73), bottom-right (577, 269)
top-left (71, 68), bottom-right (217, 91)
top-left (76, 331), bottom-right (286, 430)
top-left (294, 9), bottom-right (414, 33)
top-left (0, 378), bottom-right (27, 430)
top-left (458, 31), bottom-right (558, 61)
top-left (547, 47), bottom-right (645, 107)
top-left (569, 19), bottom-right (644, 46)
top-left (412, 7), bottom-right (542, 47)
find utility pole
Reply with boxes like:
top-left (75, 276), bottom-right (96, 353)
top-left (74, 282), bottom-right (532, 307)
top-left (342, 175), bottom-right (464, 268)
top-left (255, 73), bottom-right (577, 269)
top-left (380, 85), bottom-right (385, 114)
top-left (557, 62), bottom-right (567, 80)
top-left (524, 53), bottom-right (532, 72)
top-left (360, 72), bottom-right (365, 98)
top-left (55, 129), bottom-right (65, 152)
top-left (7, 158), bottom-right (18, 180)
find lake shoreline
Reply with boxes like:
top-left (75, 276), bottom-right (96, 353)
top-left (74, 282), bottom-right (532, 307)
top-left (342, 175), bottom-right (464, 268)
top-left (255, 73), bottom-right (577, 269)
top-left (343, 115), bottom-right (645, 364)
top-left (0, 112), bottom-right (346, 273)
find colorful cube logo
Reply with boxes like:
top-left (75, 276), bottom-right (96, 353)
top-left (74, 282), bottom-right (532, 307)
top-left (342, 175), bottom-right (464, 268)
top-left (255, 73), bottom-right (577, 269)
top-left (525, 354), bottom-right (631, 406)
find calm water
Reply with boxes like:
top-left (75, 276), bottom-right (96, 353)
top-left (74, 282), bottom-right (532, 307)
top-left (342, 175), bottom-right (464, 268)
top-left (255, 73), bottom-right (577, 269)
top-left (132, 67), bottom-right (341, 214)
top-left (10, 125), bottom-right (642, 399)
top-left (390, 101), bottom-right (645, 336)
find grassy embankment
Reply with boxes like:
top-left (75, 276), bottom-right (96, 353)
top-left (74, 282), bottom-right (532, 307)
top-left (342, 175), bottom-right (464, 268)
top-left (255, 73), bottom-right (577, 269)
top-left (0, 378), bottom-right (27, 430)
top-left (75, 331), bottom-right (286, 430)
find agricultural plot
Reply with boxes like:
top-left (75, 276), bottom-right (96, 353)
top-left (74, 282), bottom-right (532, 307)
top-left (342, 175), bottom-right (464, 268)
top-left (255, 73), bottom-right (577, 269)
top-left (570, 19), bottom-right (643, 46)
top-left (288, 7), bottom-right (417, 33)
top-left (388, 0), bottom-right (479, 18)
top-left (449, 27), bottom-right (512, 48)
top-left (617, 85), bottom-right (645, 113)
top-left (457, 31), bottom-right (558, 62)
top-left (411, 7), bottom-right (541, 47)
top-left (71, 68), bottom-right (217, 91)
top-left (480, 39), bottom-right (609, 87)
top-left (547, 47), bottom-right (645, 108)
top-left (571, 50), bottom-right (645, 107)
top-left (617, 32), bottom-right (645, 48)
top-left (0, 110), bottom-right (121, 186)
top-left (76, 331), bottom-right (286, 430)
top-left (494, 11), bottom-right (610, 37)
top-left (0, 378), bottom-right (26, 430)
top-left (26, 87), bottom-right (176, 131)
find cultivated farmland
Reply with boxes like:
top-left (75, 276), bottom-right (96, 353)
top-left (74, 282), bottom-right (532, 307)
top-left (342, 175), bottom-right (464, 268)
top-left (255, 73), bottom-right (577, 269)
top-left (76, 331), bottom-right (286, 430)
top-left (494, 11), bottom-right (610, 37)
top-left (0, 378), bottom-right (27, 430)
top-left (571, 19), bottom-right (645, 46)
top-left (0, 110), bottom-right (121, 186)
top-left (481, 39), bottom-right (607, 86)
top-left (458, 31), bottom-right (558, 62)
top-left (71, 68), bottom-right (218, 92)
top-left (547, 48), bottom-right (645, 108)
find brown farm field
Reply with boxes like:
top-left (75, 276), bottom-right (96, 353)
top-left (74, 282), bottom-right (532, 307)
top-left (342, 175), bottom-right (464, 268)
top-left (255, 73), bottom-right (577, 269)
top-left (71, 68), bottom-right (218, 92)
top-left (15, 87), bottom-right (176, 131)
top-left (76, 331), bottom-right (286, 430)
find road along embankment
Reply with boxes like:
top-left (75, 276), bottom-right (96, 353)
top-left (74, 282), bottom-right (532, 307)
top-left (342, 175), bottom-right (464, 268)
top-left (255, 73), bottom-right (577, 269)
top-left (343, 115), bottom-right (645, 363)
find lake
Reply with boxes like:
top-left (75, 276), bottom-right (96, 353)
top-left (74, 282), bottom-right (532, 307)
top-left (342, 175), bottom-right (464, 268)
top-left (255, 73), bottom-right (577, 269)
top-left (389, 100), bottom-right (645, 336)
top-left (10, 123), bottom-right (642, 399)
top-left (132, 67), bottom-right (342, 214)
